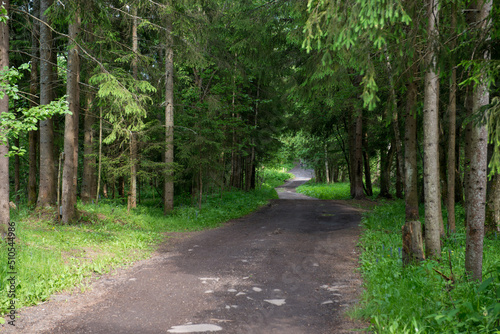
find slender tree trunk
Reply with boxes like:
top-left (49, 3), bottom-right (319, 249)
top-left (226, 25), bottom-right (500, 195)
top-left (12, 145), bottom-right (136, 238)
top-left (402, 75), bottom-right (424, 266)
top-left (81, 90), bottom-right (96, 203)
top-left (352, 110), bottom-right (364, 199)
top-left (96, 106), bottom-right (103, 204)
top-left (129, 7), bottom-right (139, 210)
top-left (37, 0), bottom-right (56, 207)
top-left (379, 145), bottom-right (394, 199)
top-left (363, 150), bottom-right (372, 196)
top-left (423, 0), bottom-right (442, 259)
top-left (404, 78), bottom-right (419, 221)
top-left (465, 0), bottom-right (491, 281)
top-left (62, 11), bottom-right (81, 223)
top-left (0, 0), bottom-right (10, 236)
top-left (28, 0), bottom-right (40, 206)
top-left (163, 15), bottom-right (174, 214)
top-left (447, 5), bottom-right (457, 233)
top-left (325, 143), bottom-right (330, 183)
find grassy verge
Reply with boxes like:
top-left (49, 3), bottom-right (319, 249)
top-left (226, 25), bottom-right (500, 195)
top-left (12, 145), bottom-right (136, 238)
top-left (0, 168), bottom-right (292, 314)
top-left (354, 200), bottom-right (500, 333)
top-left (296, 181), bottom-right (380, 200)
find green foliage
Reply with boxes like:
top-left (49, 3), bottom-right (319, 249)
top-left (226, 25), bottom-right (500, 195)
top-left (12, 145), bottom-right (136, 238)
top-left (354, 201), bottom-right (500, 333)
top-left (0, 64), bottom-right (70, 152)
top-left (296, 181), bottom-right (380, 200)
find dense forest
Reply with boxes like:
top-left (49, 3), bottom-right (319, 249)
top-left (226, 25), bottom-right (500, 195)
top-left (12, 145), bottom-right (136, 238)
top-left (0, 0), bottom-right (498, 286)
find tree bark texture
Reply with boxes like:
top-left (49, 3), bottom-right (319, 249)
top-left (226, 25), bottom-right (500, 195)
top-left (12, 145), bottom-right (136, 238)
top-left (352, 110), bottom-right (364, 199)
top-left (405, 78), bottom-right (419, 221)
top-left (37, 0), bottom-right (56, 207)
top-left (423, 0), bottom-right (442, 259)
top-left (0, 0), bottom-right (10, 236)
top-left (164, 16), bottom-right (174, 214)
top-left (402, 221), bottom-right (425, 265)
top-left (465, 0), bottom-right (491, 281)
top-left (81, 90), bottom-right (96, 203)
top-left (447, 5), bottom-right (457, 233)
top-left (129, 7), bottom-right (139, 210)
top-left (61, 12), bottom-right (81, 223)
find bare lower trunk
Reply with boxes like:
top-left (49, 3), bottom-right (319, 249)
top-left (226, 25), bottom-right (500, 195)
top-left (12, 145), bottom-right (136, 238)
top-left (447, 6), bottom-right (457, 232)
top-left (423, 0), bottom-right (442, 259)
top-left (352, 110), bottom-right (364, 199)
top-left (28, 0), bottom-right (40, 206)
top-left (379, 145), bottom-right (394, 199)
top-left (61, 12), bottom-right (81, 223)
top-left (0, 0), bottom-right (10, 236)
top-left (37, 0), bottom-right (56, 207)
top-left (405, 78), bottom-right (419, 221)
top-left (163, 16), bottom-right (174, 214)
top-left (81, 92), bottom-right (96, 203)
top-left (465, 0), bottom-right (491, 282)
top-left (129, 8), bottom-right (139, 210)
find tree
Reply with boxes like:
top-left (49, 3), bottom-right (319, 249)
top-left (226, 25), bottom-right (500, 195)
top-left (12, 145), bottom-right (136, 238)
top-left (464, 0), bottom-right (491, 281)
top-left (422, 0), bottom-right (442, 259)
top-left (164, 12), bottom-right (174, 214)
top-left (61, 6), bottom-right (81, 223)
top-left (0, 1), bottom-right (10, 236)
top-left (37, 0), bottom-right (56, 207)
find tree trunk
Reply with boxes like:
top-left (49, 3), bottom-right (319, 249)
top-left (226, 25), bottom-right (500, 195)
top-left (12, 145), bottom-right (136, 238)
top-left (0, 0), bottom-right (10, 236)
top-left (486, 170), bottom-right (500, 232)
top-left (465, 0), bottom-right (491, 281)
top-left (28, 0), bottom-right (40, 206)
top-left (37, 0), bottom-right (56, 207)
top-left (81, 90), bottom-right (96, 203)
top-left (404, 78), bottom-right (419, 221)
top-left (351, 110), bottom-right (364, 199)
top-left (395, 154), bottom-right (403, 199)
top-left (379, 145), bottom-right (394, 199)
top-left (447, 3), bottom-right (457, 233)
top-left (423, 0), bottom-right (442, 259)
top-left (129, 7), bottom-right (139, 210)
top-left (61, 11), bottom-right (81, 223)
top-left (402, 73), bottom-right (424, 266)
top-left (163, 15), bottom-right (174, 214)
top-left (363, 149), bottom-right (372, 196)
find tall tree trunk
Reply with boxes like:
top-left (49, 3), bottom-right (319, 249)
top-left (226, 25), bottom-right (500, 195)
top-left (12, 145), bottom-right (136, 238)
top-left (465, 0), bottom-right (491, 281)
top-left (402, 75), bottom-right (424, 266)
top-left (353, 110), bottom-right (364, 198)
top-left (37, 0), bottom-right (56, 207)
top-left (81, 90), bottom-right (96, 203)
top-left (423, 0), bottom-right (442, 259)
top-left (163, 15), bottom-right (174, 214)
top-left (62, 10), bottom-right (81, 223)
top-left (404, 78), bottom-right (419, 221)
top-left (379, 145), bottom-right (394, 199)
top-left (28, 0), bottom-right (40, 206)
top-left (129, 6), bottom-right (139, 210)
top-left (14, 137), bottom-right (19, 204)
top-left (447, 4), bottom-right (457, 233)
top-left (363, 150), bottom-right (372, 196)
top-left (0, 0), bottom-right (10, 236)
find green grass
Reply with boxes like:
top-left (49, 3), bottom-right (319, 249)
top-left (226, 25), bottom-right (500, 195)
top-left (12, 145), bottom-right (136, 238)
top-left (0, 168), bottom-right (292, 315)
top-left (296, 181), bottom-right (380, 200)
top-left (353, 200), bottom-right (500, 333)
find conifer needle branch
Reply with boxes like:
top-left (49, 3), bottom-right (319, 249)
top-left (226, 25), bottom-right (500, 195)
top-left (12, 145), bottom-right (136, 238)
top-left (13, 7), bottom-right (140, 104)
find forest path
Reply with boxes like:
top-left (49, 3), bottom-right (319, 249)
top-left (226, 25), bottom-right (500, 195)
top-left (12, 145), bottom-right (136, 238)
top-left (8, 167), bottom-right (366, 334)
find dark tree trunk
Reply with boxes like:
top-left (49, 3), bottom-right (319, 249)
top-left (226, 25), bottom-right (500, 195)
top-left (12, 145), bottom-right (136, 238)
top-left (37, 0), bottom-right (56, 207)
top-left (62, 11), bottom-right (81, 223)
top-left (28, 0), bottom-right (40, 206)
top-left (379, 145), bottom-right (394, 199)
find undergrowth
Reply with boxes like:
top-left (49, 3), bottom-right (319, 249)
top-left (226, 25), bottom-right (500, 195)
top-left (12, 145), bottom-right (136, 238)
top-left (0, 167), bottom-right (292, 315)
top-left (354, 200), bottom-right (500, 333)
top-left (295, 181), bottom-right (380, 200)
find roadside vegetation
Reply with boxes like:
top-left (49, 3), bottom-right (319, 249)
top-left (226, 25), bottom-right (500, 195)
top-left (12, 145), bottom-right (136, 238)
top-left (356, 201), bottom-right (500, 333)
top-left (0, 167), bottom-right (292, 314)
top-left (294, 182), bottom-right (500, 333)
top-left (296, 181), bottom-right (380, 200)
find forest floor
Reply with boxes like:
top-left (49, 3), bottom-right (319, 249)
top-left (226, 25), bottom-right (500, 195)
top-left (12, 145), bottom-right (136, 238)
top-left (4, 166), bottom-right (368, 334)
